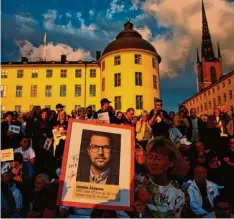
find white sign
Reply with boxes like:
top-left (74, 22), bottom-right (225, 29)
top-left (0, 148), bottom-right (14, 162)
top-left (97, 112), bottom-right (110, 123)
top-left (8, 125), bottom-right (21, 134)
top-left (43, 138), bottom-right (53, 151)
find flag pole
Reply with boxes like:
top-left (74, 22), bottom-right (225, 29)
top-left (43, 33), bottom-right (47, 61)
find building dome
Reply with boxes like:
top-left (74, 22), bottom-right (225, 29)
top-left (102, 20), bottom-right (161, 63)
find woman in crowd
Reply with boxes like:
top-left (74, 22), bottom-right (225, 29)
top-left (71, 109), bottom-right (77, 119)
top-left (55, 111), bottom-right (68, 131)
top-left (27, 174), bottom-right (57, 218)
top-left (174, 105), bottom-right (190, 136)
top-left (115, 111), bottom-right (125, 124)
top-left (136, 111), bottom-right (152, 150)
top-left (134, 137), bottom-right (189, 218)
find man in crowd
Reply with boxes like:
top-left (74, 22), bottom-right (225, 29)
top-left (85, 106), bottom-right (93, 120)
top-left (204, 194), bottom-right (233, 218)
top-left (187, 108), bottom-right (205, 143)
top-left (187, 165), bottom-right (219, 217)
top-left (148, 99), bottom-right (163, 125)
top-left (124, 108), bottom-right (135, 125)
top-left (221, 104), bottom-right (233, 136)
top-left (77, 132), bottom-right (119, 185)
top-left (94, 98), bottom-right (115, 123)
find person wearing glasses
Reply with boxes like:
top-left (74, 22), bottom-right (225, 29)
top-left (77, 132), bottom-right (119, 185)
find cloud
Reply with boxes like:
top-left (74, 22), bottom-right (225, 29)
top-left (134, 26), bottom-right (152, 41)
top-left (141, 0), bottom-right (234, 77)
top-left (130, 0), bottom-right (139, 11)
top-left (43, 10), bottom-right (96, 36)
top-left (66, 12), bottom-right (72, 18)
top-left (15, 40), bottom-right (92, 61)
top-left (15, 13), bottom-right (38, 32)
top-left (106, 0), bottom-right (125, 19)
top-left (89, 10), bottom-right (94, 16)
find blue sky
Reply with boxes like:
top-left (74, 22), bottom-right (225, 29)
top-left (2, 0), bottom-right (234, 112)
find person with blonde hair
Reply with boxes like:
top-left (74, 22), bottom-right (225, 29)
top-left (136, 111), bottom-right (152, 150)
top-left (134, 137), bottom-right (189, 218)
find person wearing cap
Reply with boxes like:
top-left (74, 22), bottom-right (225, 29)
top-left (56, 103), bottom-right (64, 114)
top-left (187, 165), bottom-right (219, 217)
top-left (94, 98), bottom-right (115, 123)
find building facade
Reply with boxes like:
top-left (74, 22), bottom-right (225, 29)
top-left (1, 21), bottom-right (161, 115)
top-left (181, 1), bottom-right (234, 116)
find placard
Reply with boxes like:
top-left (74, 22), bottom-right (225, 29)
top-left (0, 148), bottom-right (14, 162)
top-left (43, 138), bottom-right (53, 151)
top-left (8, 125), bottom-right (21, 134)
top-left (97, 112), bottom-right (110, 123)
top-left (57, 120), bottom-right (135, 211)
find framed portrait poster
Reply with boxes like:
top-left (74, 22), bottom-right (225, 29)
top-left (57, 119), bottom-right (135, 211)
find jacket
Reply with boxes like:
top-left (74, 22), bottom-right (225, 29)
top-left (187, 180), bottom-right (219, 216)
top-left (136, 120), bottom-right (152, 141)
top-left (187, 117), bottom-right (205, 142)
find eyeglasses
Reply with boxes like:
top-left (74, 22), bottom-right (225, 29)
top-left (89, 145), bottom-right (112, 153)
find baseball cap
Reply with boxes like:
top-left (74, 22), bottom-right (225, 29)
top-left (56, 103), bottom-right (64, 109)
top-left (180, 137), bottom-right (192, 146)
top-left (100, 98), bottom-right (111, 106)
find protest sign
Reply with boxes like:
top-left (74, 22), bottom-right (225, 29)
top-left (97, 112), bottom-right (110, 123)
top-left (0, 148), bottom-right (14, 162)
top-left (57, 119), bottom-right (135, 211)
top-left (8, 125), bottom-right (21, 134)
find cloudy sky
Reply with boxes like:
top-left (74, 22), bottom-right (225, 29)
top-left (2, 0), bottom-right (234, 111)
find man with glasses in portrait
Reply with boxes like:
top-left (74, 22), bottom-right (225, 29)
top-left (77, 132), bottom-right (119, 185)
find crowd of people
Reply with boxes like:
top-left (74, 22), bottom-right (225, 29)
top-left (1, 98), bottom-right (234, 218)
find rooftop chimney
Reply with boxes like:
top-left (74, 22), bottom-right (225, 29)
top-left (21, 57), bottom-right (28, 63)
top-left (61, 55), bottom-right (66, 63)
top-left (96, 51), bottom-right (101, 60)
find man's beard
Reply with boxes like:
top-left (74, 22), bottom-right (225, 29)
top-left (92, 156), bottom-right (111, 170)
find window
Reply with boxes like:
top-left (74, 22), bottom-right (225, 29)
top-left (102, 61), bottom-right (105, 71)
top-left (200, 95), bottom-right (202, 100)
top-left (60, 85), bottom-right (66, 97)
top-left (208, 90), bottom-right (210, 95)
top-left (229, 90), bottom-right (233, 100)
top-left (90, 69), bottom-right (96, 78)
top-left (45, 105), bottom-right (51, 109)
top-left (114, 56), bottom-right (121, 66)
top-left (89, 85), bottom-right (96, 97)
top-left (15, 105), bottom-right (21, 113)
top-left (196, 98), bottom-right (198, 103)
top-left (135, 54), bottom-right (142, 64)
top-left (102, 78), bottom-right (105, 91)
top-left (200, 105), bottom-right (203, 113)
top-left (136, 95), bottom-right (143, 110)
top-left (114, 73), bottom-right (121, 87)
top-left (222, 82), bottom-right (225, 88)
top-left (153, 75), bottom-right (157, 89)
top-left (217, 85), bottom-right (220, 91)
top-left (213, 98), bottom-right (216, 107)
top-left (152, 58), bottom-right (157, 68)
top-left (217, 96), bottom-right (221, 105)
top-left (204, 103), bottom-right (207, 111)
top-left (17, 70), bottom-right (24, 78)
top-left (16, 86), bottom-right (22, 97)
top-left (135, 72), bottom-right (142, 86)
top-left (90, 105), bottom-right (96, 111)
top-left (0, 105), bottom-right (5, 118)
top-left (223, 93), bottom-right (226, 102)
top-left (210, 67), bottom-right (217, 83)
top-left (209, 101), bottom-right (211, 109)
top-left (212, 88), bottom-right (215, 93)
top-left (114, 96), bottom-right (121, 110)
top-left (1, 69), bottom-right (8, 78)
top-left (60, 69), bottom-right (67, 78)
top-left (228, 79), bottom-right (231, 85)
top-left (75, 85), bottom-right (81, 97)
top-left (1, 85), bottom-right (7, 97)
top-left (74, 105), bottom-right (81, 110)
top-left (45, 85), bottom-right (52, 97)
top-left (30, 85), bottom-right (37, 97)
top-left (32, 69), bottom-right (38, 78)
top-left (204, 92), bottom-right (206, 98)
top-left (193, 100), bottom-right (195, 104)
top-left (75, 69), bottom-right (82, 78)
top-left (46, 69), bottom-right (53, 78)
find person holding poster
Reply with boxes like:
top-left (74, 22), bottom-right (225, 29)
top-left (94, 98), bottom-right (116, 124)
top-left (77, 131), bottom-right (119, 185)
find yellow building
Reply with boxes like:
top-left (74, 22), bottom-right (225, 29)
top-left (181, 70), bottom-right (234, 116)
top-left (1, 20), bottom-right (161, 115)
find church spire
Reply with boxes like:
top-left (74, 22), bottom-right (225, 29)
top-left (217, 42), bottom-right (221, 58)
top-left (201, 0), bottom-right (215, 60)
top-left (197, 48), bottom-right (200, 63)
